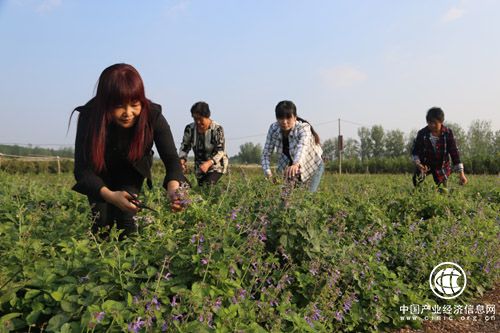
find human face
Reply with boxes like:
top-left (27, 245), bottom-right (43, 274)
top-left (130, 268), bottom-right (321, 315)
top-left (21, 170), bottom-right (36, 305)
top-left (112, 101), bottom-right (142, 128)
top-left (192, 113), bottom-right (211, 133)
top-left (427, 119), bottom-right (443, 135)
top-left (277, 115), bottom-right (297, 133)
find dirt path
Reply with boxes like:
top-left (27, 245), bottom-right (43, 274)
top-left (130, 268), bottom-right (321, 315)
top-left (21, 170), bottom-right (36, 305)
top-left (394, 283), bottom-right (499, 333)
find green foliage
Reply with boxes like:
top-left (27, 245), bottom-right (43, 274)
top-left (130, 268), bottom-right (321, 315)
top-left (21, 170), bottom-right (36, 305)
top-left (0, 171), bottom-right (498, 332)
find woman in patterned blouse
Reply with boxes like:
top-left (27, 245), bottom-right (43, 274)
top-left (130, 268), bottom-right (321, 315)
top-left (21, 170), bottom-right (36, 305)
top-left (179, 101), bottom-right (228, 186)
top-left (262, 100), bottom-right (324, 192)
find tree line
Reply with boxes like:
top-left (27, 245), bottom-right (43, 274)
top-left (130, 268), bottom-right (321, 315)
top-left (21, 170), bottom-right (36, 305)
top-left (231, 120), bottom-right (499, 174)
top-left (0, 144), bottom-right (74, 158)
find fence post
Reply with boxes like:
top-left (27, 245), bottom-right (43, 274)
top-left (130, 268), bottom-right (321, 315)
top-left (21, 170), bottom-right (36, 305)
top-left (56, 156), bottom-right (61, 174)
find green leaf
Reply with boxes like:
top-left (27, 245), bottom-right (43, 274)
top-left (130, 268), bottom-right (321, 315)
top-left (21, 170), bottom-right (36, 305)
top-left (50, 290), bottom-right (63, 301)
top-left (102, 300), bottom-right (124, 312)
top-left (61, 300), bottom-right (79, 313)
top-left (26, 310), bottom-right (41, 326)
top-left (24, 289), bottom-right (41, 299)
top-left (46, 313), bottom-right (70, 332)
top-left (0, 312), bottom-right (22, 323)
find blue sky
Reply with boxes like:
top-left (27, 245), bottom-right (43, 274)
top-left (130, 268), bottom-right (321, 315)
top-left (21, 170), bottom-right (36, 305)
top-left (1, 0), bottom-right (499, 156)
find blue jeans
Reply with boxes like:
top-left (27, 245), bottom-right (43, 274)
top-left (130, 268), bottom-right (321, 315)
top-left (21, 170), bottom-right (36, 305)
top-left (308, 161), bottom-right (324, 192)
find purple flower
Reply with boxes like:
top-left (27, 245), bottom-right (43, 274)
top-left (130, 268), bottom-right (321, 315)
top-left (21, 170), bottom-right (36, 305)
top-left (171, 295), bottom-right (178, 307)
top-left (128, 317), bottom-right (145, 333)
top-left (311, 303), bottom-right (322, 321)
top-left (229, 266), bottom-right (235, 275)
top-left (164, 272), bottom-right (172, 280)
top-left (199, 235), bottom-right (205, 243)
top-left (335, 311), bottom-right (343, 321)
top-left (201, 258), bottom-right (209, 265)
top-left (94, 311), bottom-right (105, 323)
top-left (213, 297), bottom-right (222, 311)
top-left (343, 299), bottom-right (352, 313)
top-left (147, 296), bottom-right (161, 311)
top-left (238, 289), bottom-right (247, 300)
top-left (190, 235), bottom-right (196, 243)
top-left (172, 314), bottom-right (183, 321)
top-left (161, 322), bottom-right (168, 332)
top-left (197, 245), bottom-right (203, 254)
top-left (374, 295), bottom-right (379, 302)
top-left (270, 300), bottom-right (278, 307)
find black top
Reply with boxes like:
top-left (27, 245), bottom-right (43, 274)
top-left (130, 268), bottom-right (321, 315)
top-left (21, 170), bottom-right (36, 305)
top-left (281, 132), bottom-right (293, 166)
top-left (72, 98), bottom-right (184, 199)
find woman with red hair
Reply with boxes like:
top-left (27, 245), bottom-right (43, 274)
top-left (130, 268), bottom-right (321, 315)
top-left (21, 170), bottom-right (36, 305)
top-left (72, 63), bottom-right (185, 239)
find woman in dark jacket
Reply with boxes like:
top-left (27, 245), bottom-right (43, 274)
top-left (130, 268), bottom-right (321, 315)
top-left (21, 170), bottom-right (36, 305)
top-left (411, 107), bottom-right (468, 187)
top-left (72, 63), bottom-right (185, 238)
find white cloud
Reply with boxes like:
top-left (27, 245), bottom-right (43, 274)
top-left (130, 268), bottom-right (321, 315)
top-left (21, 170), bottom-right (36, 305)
top-left (442, 6), bottom-right (465, 23)
top-left (37, 0), bottom-right (62, 13)
top-left (321, 65), bottom-right (367, 89)
top-left (165, 0), bottom-right (189, 18)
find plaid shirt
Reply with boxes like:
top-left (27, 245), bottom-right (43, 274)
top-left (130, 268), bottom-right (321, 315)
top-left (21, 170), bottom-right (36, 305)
top-left (262, 121), bottom-right (323, 182)
top-left (412, 125), bottom-right (463, 184)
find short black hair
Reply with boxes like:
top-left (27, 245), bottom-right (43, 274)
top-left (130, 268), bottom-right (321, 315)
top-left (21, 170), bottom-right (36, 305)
top-left (426, 107), bottom-right (445, 123)
top-left (275, 100), bottom-right (297, 119)
top-left (191, 101), bottom-right (211, 118)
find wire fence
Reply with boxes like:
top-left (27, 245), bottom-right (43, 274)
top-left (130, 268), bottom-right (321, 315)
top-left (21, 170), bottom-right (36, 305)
top-left (0, 153), bottom-right (73, 174)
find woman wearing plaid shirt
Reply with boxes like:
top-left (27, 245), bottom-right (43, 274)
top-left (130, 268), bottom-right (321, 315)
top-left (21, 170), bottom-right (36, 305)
top-left (412, 107), bottom-right (468, 187)
top-left (262, 100), bottom-right (324, 192)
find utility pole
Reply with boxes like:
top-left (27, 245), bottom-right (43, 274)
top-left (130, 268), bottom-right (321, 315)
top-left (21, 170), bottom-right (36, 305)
top-left (338, 118), bottom-right (342, 174)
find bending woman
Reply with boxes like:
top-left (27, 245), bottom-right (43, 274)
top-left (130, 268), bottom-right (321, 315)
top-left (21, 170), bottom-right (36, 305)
top-left (179, 101), bottom-right (228, 186)
top-left (72, 63), bottom-right (185, 239)
top-left (262, 100), bottom-right (324, 192)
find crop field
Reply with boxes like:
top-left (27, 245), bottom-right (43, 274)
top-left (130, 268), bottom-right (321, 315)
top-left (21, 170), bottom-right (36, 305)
top-left (0, 170), bottom-right (499, 332)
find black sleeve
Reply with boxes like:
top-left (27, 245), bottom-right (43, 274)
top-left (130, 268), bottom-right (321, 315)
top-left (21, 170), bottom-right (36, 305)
top-left (72, 113), bottom-right (106, 199)
top-left (153, 111), bottom-right (185, 188)
top-left (411, 129), bottom-right (425, 161)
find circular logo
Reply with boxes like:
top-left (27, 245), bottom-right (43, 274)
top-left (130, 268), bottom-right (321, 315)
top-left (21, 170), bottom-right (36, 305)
top-left (429, 262), bottom-right (467, 299)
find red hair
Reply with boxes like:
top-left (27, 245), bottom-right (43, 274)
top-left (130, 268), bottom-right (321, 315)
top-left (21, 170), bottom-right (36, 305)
top-left (85, 63), bottom-right (153, 173)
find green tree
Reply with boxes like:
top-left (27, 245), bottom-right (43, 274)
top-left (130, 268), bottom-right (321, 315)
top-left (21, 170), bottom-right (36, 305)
top-left (343, 138), bottom-right (360, 159)
top-left (445, 121), bottom-right (467, 156)
top-left (370, 125), bottom-right (385, 158)
top-left (385, 129), bottom-right (405, 157)
top-left (322, 138), bottom-right (338, 161)
top-left (466, 120), bottom-right (494, 158)
top-left (405, 129), bottom-right (418, 156)
top-left (357, 127), bottom-right (372, 161)
top-left (236, 142), bottom-right (262, 164)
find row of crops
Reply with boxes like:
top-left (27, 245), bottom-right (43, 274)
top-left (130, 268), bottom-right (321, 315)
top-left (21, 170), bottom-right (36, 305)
top-left (0, 171), bottom-right (499, 332)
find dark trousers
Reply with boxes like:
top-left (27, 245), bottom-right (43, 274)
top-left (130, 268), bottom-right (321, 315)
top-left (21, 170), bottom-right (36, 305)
top-left (88, 184), bottom-right (140, 240)
top-left (197, 172), bottom-right (223, 186)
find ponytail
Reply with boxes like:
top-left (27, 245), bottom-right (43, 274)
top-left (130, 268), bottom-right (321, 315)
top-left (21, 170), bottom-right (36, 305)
top-left (297, 117), bottom-right (320, 145)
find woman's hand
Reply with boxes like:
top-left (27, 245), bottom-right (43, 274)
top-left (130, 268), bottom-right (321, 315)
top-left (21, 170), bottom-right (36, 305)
top-left (180, 159), bottom-right (188, 173)
top-left (285, 163), bottom-right (300, 179)
top-left (99, 187), bottom-right (139, 213)
top-left (416, 162), bottom-right (429, 174)
top-left (199, 160), bottom-right (214, 174)
top-left (459, 172), bottom-right (468, 185)
top-left (166, 180), bottom-right (186, 212)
